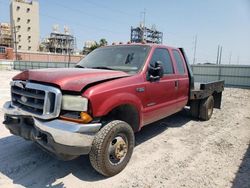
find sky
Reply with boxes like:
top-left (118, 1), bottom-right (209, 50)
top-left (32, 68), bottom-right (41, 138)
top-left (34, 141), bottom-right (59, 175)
top-left (0, 0), bottom-right (250, 65)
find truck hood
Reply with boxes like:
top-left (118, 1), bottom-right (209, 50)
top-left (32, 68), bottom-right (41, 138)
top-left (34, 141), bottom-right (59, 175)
top-left (13, 68), bottom-right (129, 92)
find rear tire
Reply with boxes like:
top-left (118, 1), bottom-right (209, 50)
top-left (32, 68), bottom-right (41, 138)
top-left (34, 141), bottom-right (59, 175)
top-left (190, 100), bottom-right (200, 118)
top-left (89, 120), bottom-right (134, 176)
top-left (199, 95), bottom-right (214, 121)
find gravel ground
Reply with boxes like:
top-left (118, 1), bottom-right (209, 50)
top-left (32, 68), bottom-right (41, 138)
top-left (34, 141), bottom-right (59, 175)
top-left (0, 71), bottom-right (249, 188)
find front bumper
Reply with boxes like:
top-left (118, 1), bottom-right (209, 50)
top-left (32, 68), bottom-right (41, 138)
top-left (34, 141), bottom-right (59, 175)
top-left (3, 101), bottom-right (102, 159)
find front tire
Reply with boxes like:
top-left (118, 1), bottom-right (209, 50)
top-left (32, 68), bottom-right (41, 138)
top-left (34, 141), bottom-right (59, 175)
top-left (89, 120), bottom-right (135, 176)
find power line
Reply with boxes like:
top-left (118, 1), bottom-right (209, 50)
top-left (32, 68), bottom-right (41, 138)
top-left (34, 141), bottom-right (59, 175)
top-left (51, 0), bottom-right (132, 26)
top-left (1, 0), bottom-right (129, 36)
top-left (40, 13), bottom-right (127, 35)
top-left (84, 0), bottom-right (135, 17)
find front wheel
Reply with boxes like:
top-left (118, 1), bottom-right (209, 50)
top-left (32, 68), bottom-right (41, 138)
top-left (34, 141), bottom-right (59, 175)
top-left (89, 120), bottom-right (135, 176)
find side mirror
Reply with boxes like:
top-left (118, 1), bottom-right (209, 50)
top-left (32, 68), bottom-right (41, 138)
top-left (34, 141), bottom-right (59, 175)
top-left (147, 61), bottom-right (164, 82)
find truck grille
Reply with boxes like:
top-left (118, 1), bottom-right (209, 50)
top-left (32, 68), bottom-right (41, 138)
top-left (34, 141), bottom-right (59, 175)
top-left (11, 81), bottom-right (62, 119)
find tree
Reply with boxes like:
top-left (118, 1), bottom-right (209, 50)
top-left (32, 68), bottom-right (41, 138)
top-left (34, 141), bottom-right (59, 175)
top-left (83, 38), bottom-right (108, 54)
top-left (99, 38), bottom-right (108, 47)
top-left (89, 41), bottom-right (99, 51)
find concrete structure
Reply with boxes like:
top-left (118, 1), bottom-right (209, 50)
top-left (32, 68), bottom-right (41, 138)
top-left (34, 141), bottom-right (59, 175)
top-left (42, 32), bottom-right (75, 54)
top-left (10, 0), bottom-right (40, 52)
top-left (0, 23), bottom-right (12, 47)
top-left (15, 51), bottom-right (83, 62)
top-left (40, 26), bottom-right (76, 54)
top-left (0, 46), bottom-right (83, 62)
top-left (0, 47), bottom-right (14, 60)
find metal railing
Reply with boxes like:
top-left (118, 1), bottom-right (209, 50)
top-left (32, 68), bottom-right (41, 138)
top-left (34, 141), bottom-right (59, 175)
top-left (191, 64), bottom-right (250, 88)
top-left (13, 61), bottom-right (76, 70)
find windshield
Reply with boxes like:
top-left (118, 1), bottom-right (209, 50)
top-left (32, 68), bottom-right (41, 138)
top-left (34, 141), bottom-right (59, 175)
top-left (77, 45), bottom-right (151, 73)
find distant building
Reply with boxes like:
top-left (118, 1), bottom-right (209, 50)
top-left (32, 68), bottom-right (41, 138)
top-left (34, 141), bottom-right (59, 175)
top-left (40, 25), bottom-right (76, 54)
top-left (10, 0), bottom-right (40, 52)
top-left (131, 23), bottom-right (163, 44)
top-left (0, 23), bottom-right (12, 47)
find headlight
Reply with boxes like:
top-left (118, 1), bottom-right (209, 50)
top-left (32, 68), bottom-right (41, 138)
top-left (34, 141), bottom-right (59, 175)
top-left (62, 95), bottom-right (88, 111)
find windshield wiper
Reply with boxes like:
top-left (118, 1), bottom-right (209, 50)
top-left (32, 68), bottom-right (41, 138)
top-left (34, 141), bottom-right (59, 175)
top-left (90, 66), bottom-right (115, 70)
top-left (125, 53), bottom-right (134, 64)
top-left (75, 65), bottom-right (114, 70)
top-left (75, 64), bottom-right (85, 68)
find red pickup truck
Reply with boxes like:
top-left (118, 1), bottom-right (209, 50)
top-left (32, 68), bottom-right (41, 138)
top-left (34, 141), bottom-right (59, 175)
top-left (3, 44), bottom-right (224, 176)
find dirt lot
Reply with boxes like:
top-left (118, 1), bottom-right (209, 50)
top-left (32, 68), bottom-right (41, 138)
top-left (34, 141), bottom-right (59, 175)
top-left (0, 71), bottom-right (249, 188)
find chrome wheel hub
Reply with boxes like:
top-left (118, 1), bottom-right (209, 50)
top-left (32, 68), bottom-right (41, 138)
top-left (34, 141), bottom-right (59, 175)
top-left (108, 135), bottom-right (128, 165)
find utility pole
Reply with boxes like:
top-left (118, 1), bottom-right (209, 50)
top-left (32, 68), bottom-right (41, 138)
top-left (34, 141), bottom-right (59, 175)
top-left (216, 45), bottom-right (220, 64)
top-left (141, 8), bottom-right (146, 42)
top-left (193, 35), bottom-right (197, 64)
top-left (67, 37), bottom-right (71, 68)
top-left (219, 46), bottom-right (223, 64)
top-left (12, 20), bottom-right (18, 61)
top-left (228, 51), bottom-right (232, 64)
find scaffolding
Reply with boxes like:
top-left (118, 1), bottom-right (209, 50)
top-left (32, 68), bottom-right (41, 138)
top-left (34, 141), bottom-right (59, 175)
top-left (130, 25), bottom-right (163, 44)
top-left (42, 32), bottom-right (75, 54)
top-left (0, 23), bottom-right (12, 47)
top-left (40, 26), bottom-right (76, 54)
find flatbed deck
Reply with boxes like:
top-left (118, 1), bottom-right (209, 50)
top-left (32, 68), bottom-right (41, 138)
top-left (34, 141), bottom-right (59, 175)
top-left (189, 80), bottom-right (224, 110)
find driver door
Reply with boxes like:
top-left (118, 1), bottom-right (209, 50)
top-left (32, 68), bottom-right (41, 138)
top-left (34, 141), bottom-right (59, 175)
top-left (143, 48), bottom-right (179, 125)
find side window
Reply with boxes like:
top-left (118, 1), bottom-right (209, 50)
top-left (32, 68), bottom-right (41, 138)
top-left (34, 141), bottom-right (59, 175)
top-left (150, 48), bottom-right (174, 74)
top-left (173, 50), bottom-right (185, 74)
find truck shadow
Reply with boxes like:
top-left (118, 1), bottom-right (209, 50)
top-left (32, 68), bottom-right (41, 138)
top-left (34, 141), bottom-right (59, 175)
top-left (135, 109), bottom-right (191, 146)
top-left (0, 110), bottom-right (191, 188)
top-left (231, 143), bottom-right (250, 188)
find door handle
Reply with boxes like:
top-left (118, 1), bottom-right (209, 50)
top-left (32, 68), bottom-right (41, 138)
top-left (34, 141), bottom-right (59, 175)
top-left (175, 80), bottom-right (179, 88)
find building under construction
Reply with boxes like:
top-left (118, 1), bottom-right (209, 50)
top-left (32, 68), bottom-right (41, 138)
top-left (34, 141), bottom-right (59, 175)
top-left (130, 24), bottom-right (163, 44)
top-left (40, 26), bottom-right (76, 54)
top-left (0, 23), bottom-right (12, 47)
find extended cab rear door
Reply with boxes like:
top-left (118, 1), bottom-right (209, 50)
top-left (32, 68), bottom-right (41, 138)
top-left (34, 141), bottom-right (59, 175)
top-left (170, 49), bottom-right (189, 105)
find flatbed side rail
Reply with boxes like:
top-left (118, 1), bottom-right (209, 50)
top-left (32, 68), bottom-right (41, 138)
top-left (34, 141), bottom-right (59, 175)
top-left (200, 80), bottom-right (225, 91)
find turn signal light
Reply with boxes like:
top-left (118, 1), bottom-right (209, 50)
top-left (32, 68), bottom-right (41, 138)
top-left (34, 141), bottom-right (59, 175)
top-left (60, 112), bottom-right (93, 124)
top-left (80, 112), bottom-right (93, 123)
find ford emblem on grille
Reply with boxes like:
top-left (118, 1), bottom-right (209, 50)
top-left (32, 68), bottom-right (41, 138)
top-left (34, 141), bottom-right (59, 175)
top-left (21, 96), bottom-right (28, 103)
top-left (15, 81), bottom-right (26, 89)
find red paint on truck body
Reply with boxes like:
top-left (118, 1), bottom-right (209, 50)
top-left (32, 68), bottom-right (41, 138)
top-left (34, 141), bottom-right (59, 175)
top-left (13, 68), bottom-right (129, 92)
top-left (13, 44), bottom-right (190, 131)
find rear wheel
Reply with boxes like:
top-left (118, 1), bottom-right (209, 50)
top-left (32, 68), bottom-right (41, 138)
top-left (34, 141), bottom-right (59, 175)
top-left (89, 120), bottom-right (134, 176)
top-left (199, 95), bottom-right (214, 120)
top-left (190, 100), bottom-right (200, 118)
